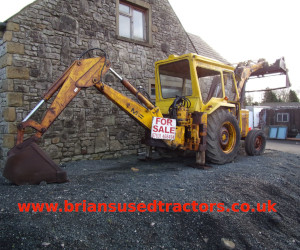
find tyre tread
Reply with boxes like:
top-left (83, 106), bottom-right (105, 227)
top-left (206, 109), bottom-right (240, 164)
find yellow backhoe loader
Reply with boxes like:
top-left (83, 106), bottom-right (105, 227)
top-left (3, 49), bottom-right (289, 185)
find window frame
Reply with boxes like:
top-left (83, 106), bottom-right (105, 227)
top-left (222, 70), bottom-right (238, 102)
top-left (196, 66), bottom-right (223, 104)
top-left (148, 78), bottom-right (156, 100)
top-left (116, 0), bottom-right (152, 46)
top-left (158, 59), bottom-right (193, 99)
top-left (277, 113), bottom-right (289, 123)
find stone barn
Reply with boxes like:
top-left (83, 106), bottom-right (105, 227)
top-left (0, 0), bottom-right (227, 168)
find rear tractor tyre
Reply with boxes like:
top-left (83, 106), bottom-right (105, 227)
top-left (245, 129), bottom-right (266, 156)
top-left (206, 109), bottom-right (240, 164)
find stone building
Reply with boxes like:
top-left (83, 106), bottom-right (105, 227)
top-left (0, 0), bottom-right (227, 168)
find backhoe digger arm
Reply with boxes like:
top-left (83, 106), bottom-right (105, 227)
top-left (16, 56), bottom-right (111, 144)
top-left (16, 55), bottom-right (163, 145)
top-left (95, 68), bottom-right (163, 130)
top-left (94, 81), bottom-right (162, 130)
top-left (4, 52), bottom-right (166, 185)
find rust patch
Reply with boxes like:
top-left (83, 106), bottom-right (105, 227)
top-left (3, 137), bottom-right (68, 185)
top-left (49, 107), bottom-right (56, 115)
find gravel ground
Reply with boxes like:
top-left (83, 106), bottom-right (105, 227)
top-left (0, 145), bottom-right (299, 249)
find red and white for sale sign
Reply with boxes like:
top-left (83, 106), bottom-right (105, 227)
top-left (151, 117), bottom-right (176, 141)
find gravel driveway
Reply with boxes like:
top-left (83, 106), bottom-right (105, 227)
top-left (0, 146), bottom-right (299, 249)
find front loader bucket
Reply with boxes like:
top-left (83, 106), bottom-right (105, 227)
top-left (251, 57), bottom-right (291, 87)
top-left (3, 138), bottom-right (68, 185)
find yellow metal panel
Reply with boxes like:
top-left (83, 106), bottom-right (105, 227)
top-left (163, 126), bottom-right (185, 149)
top-left (240, 109), bottom-right (249, 138)
top-left (202, 98), bottom-right (236, 114)
top-left (95, 83), bottom-right (163, 130)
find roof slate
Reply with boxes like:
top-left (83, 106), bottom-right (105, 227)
top-left (188, 33), bottom-right (229, 64)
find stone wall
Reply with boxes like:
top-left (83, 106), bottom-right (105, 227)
top-left (0, 0), bottom-right (196, 168)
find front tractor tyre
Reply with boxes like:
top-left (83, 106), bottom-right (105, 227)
top-left (245, 129), bottom-right (266, 156)
top-left (206, 109), bottom-right (240, 164)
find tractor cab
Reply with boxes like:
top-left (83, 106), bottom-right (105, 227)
top-left (154, 53), bottom-right (238, 116)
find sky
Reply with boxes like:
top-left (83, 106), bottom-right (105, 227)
top-left (1, 0), bottom-right (299, 98)
top-left (168, 0), bottom-right (300, 99)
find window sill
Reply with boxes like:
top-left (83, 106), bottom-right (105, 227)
top-left (117, 35), bottom-right (153, 48)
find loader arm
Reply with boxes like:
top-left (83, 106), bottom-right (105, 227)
top-left (234, 60), bottom-right (266, 102)
top-left (234, 57), bottom-right (289, 103)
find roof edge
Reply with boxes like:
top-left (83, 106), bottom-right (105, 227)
top-left (187, 32), bottom-right (230, 65)
top-left (3, 0), bottom-right (39, 23)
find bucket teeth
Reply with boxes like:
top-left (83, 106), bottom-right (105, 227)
top-left (3, 138), bottom-right (68, 185)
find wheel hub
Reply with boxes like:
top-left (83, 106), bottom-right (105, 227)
top-left (220, 128), bottom-right (229, 146)
top-left (219, 121), bottom-right (237, 153)
top-left (255, 136), bottom-right (263, 150)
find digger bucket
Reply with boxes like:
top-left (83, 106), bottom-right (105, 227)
top-left (251, 57), bottom-right (291, 87)
top-left (3, 137), bottom-right (68, 185)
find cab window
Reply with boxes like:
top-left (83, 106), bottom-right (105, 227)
top-left (197, 67), bottom-right (222, 104)
top-left (159, 60), bottom-right (192, 99)
top-left (223, 72), bottom-right (237, 101)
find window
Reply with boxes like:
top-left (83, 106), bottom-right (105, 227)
top-left (148, 78), bottom-right (156, 100)
top-left (197, 67), bottom-right (222, 104)
top-left (159, 60), bottom-right (192, 99)
top-left (118, 1), bottom-right (151, 43)
top-left (223, 72), bottom-right (237, 101)
top-left (277, 113), bottom-right (289, 122)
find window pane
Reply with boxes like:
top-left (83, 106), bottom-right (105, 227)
top-left (160, 75), bottom-right (184, 98)
top-left (197, 67), bottom-right (222, 103)
top-left (283, 114), bottom-right (288, 122)
top-left (133, 10), bottom-right (144, 40)
top-left (151, 84), bottom-right (155, 96)
top-left (223, 72), bottom-right (236, 101)
top-left (119, 15), bottom-right (131, 38)
top-left (119, 3), bottom-right (130, 14)
top-left (159, 60), bottom-right (192, 99)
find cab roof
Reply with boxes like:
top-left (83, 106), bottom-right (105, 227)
top-left (155, 53), bottom-right (235, 71)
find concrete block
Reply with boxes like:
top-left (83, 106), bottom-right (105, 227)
top-left (6, 22), bottom-right (20, 32)
top-left (6, 92), bottom-right (23, 106)
top-left (3, 134), bottom-right (15, 148)
top-left (7, 123), bottom-right (17, 134)
top-left (3, 31), bottom-right (12, 42)
top-left (6, 42), bottom-right (25, 55)
top-left (7, 66), bottom-right (29, 79)
top-left (3, 107), bottom-right (16, 122)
